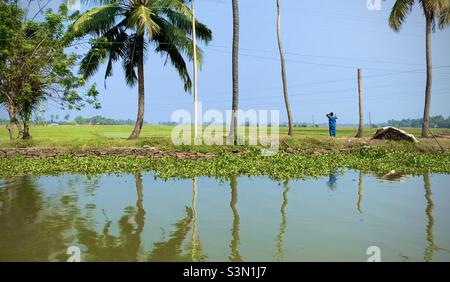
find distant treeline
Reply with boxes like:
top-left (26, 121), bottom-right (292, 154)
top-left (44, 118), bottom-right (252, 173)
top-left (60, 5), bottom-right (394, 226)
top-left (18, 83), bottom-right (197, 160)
top-left (73, 116), bottom-right (138, 125)
top-left (2, 116), bottom-right (449, 128)
top-left (386, 115), bottom-right (450, 128)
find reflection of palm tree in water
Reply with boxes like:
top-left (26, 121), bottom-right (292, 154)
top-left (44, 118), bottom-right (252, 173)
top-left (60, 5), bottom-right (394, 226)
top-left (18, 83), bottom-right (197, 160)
top-left (357, 172), bottom-right (364, 214)
top-left (75, 173), bottom-right (146, 261)
top-left (0, 177), bottom-right (80, 261)
top-left (276, 180), bottom-right (290, 262)
top-left (423, 172), bottom-right (437, 262)
top-left (148, 207), bottom-right (195, 261)
top-left (229, 176), bottom-right (242, 262)
top-left (148, 177), bottom-right (206, 262)
top-left (128, 173), bottom-right (146, 260)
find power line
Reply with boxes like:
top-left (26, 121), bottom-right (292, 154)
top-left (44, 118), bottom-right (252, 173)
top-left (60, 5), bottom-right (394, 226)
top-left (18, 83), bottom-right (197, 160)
top-left (135, 87), bottom-right (449, 108)
top-left (208, 44), bottom-right (442, 67)
top-left (207, 47), bottom-right (450, 73)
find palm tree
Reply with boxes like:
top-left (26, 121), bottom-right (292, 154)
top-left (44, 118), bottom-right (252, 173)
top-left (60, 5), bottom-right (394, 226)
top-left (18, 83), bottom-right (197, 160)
top-left (389, 0), bottom-right (450, 138)
top-left (72, 0), bottom-right (212, 139)
top-left (228, 0), bottom-right (239, 144)
top-left (276, 0), bottom-right (293, 136)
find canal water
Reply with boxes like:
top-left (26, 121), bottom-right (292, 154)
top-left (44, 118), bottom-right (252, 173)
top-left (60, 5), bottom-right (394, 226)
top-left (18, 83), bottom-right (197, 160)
top-left (0, 171), bottom-right (449, 262)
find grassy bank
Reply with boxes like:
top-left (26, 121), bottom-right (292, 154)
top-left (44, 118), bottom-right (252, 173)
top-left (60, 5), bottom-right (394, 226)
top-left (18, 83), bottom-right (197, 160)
top-left (1, 125), bottom-right (449, 179)
top-left (1, 147), bottom-right (449, 179)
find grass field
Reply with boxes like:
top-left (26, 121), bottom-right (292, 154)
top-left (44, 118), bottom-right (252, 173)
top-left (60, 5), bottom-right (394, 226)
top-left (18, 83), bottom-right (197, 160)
top-left (1, 125), bottom-right (449, 150)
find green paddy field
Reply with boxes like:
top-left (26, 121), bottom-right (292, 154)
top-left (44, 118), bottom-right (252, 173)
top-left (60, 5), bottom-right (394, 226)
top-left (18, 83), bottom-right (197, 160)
top-left (1, 125), bottom-right (449, 149)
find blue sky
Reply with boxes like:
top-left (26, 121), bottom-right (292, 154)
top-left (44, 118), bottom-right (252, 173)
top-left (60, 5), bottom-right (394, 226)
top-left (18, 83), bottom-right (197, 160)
top-left (4, 0), bottom-right (450, 124)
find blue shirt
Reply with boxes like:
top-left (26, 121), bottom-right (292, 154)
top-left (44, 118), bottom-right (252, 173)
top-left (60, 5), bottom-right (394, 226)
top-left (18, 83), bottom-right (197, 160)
top-left (328, 116), bottom-right (337, 128)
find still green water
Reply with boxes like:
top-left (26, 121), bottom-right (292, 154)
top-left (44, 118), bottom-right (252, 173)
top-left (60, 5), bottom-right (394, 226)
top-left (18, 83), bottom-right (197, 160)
top-left (0, 171), bottom-right (449, 262)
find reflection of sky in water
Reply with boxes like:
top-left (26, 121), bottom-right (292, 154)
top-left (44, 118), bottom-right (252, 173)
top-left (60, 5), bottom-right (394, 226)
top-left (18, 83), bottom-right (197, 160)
top-left (1, 171), bottom-right (449, 262)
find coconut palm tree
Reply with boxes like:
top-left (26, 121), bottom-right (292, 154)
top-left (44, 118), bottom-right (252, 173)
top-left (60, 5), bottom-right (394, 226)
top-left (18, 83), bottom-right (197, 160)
top-left (276, 0), bottom-right (293, 136)
top-left (72, 0), bottom-right (212, 139)
top-left (228, 0), bottom-right (239, 144)
top-left (389, 0), bottom-right (450, 138)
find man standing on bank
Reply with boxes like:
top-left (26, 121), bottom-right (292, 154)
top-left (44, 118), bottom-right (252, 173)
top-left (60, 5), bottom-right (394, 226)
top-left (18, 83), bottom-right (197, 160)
top-left (326, 112), bottom-right (338, 137)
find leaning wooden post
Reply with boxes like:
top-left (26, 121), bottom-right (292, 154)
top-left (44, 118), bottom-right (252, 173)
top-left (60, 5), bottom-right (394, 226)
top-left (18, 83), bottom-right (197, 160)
top-left (355, 68), bottom-right (364, 138)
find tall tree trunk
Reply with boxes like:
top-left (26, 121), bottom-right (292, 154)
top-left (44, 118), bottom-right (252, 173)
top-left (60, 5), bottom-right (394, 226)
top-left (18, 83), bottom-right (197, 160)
top-left (228, 0), bottom-right (239, 145)
top-left (129, 36), bottom-right (145, 140)
top-left (6, 105), bottom-right (16, 142)
top-left (421, 15), bottom-right (432, 138)
top-left (21, 110), bottom-right (32, 140)
top-left (22, 120), bottom-right (31, 140)
top-left (6, 103), bottom-right (23, 142)
top-left (15, 119), bottom-right (23, 138)
top-left (276, 0), bottom-right (293, 136)
top-left (355, 68), bottom-right (364, 138)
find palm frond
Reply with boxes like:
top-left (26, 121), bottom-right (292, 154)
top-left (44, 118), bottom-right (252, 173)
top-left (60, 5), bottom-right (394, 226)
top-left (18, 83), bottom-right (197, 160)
top-left (79, 42), bottom-right (108, 79)
top-left (156, 40), bottom-right (192, 92)
top-left (74, 0), bottom-right (212, 93)
top-left (389, 0), bottom-right (415, 31)
top-left (152, 18), bottom-right (198, 91)
top-left (72, 3), bottom-right (123, 36)
top-left (122, 34), bottom-right (146, 87)
top-left (80, 0), bottom-right (122, 6)
top-left (438, 5), bottom-right (450, 28)
top-left (104, 29), bottom-right (129, 81)
top-left (128, 4), bottom-right (160, 37)
top-left (420, 0), bottom-right (450, 16)
top-left (164, 8), bottom-right (212, 43)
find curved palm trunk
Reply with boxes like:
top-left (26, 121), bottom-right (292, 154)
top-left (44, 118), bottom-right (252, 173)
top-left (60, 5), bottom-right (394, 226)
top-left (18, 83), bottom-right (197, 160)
top-left (228, 0), bottom-right (239, 145)
top-left (421, 15), bottom-right (432, 138)
top-left (129, 36), bottom-right (145, 140)
top-left (276, 0), bottom-right (293, 136)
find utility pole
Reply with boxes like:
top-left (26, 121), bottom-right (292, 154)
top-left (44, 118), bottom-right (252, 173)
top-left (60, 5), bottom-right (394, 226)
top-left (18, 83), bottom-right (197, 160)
top-left (369, 112), bottom-right (372, 128)
top-left (312, 115), bottom-right (315, 128)
top-left (192, 0), bottom-right (199, 140)
top-left (355, 68), bottom-right (364, 138)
